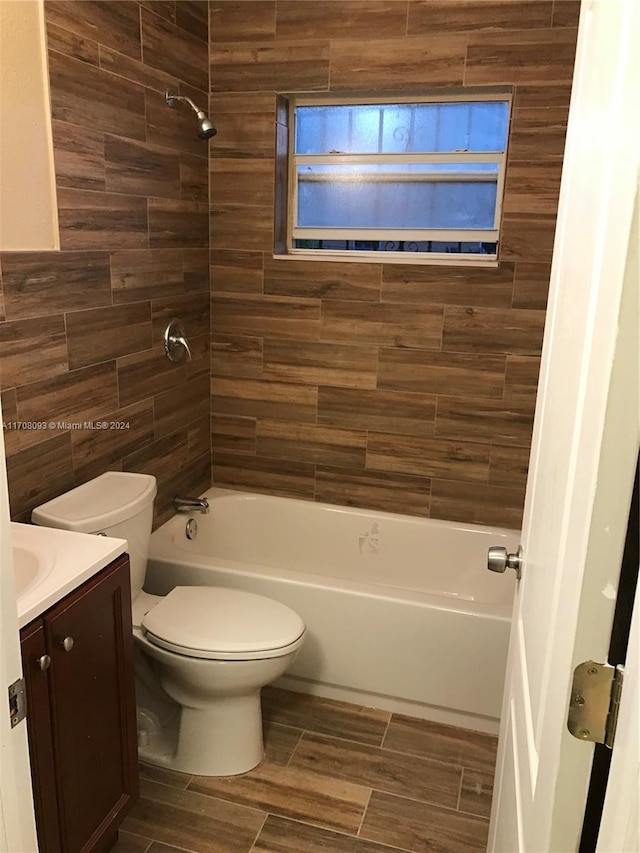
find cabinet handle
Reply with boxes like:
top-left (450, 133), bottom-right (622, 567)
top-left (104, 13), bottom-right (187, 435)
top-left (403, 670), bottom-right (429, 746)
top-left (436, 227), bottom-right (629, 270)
top-left (61, 636), bottom-right (74, 652)
top-left (37, 654), bottom-right (51, 671)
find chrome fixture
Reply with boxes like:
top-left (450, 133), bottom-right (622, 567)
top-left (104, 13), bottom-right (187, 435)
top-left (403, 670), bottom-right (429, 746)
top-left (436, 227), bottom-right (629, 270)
top-left (186, 518), bottom-right (198, 540)
top-left (174, 496), bottom-right (210, 514)
top-left (61, 636), bottom-right (74, 652)
top-left (165, 90), bottom-right (217, 140)
top-left (487, 544), bottom-right (524, 580)
top-left (164, 318), bottom-right (192, 363)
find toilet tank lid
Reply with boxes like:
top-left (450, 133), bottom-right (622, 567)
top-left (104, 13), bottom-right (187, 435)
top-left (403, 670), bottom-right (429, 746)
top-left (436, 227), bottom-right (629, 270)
top-left (31, 471), bottom-right (157, 532)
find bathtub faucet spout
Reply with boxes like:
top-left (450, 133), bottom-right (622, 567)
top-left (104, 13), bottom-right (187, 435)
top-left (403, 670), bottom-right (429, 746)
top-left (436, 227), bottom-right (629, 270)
top-left (174, 496), bottom-right (210, 514)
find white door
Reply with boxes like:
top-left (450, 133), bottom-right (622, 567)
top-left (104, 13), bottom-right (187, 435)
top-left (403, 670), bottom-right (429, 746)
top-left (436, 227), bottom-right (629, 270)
top-left (0, 399), bottom-right (38, 853)
top-left (595, 126), bottom-right (640, 853)
top-left (596, 577), bottom-right (640, 853)
top-left (489, 0), bottom-right (640, 850)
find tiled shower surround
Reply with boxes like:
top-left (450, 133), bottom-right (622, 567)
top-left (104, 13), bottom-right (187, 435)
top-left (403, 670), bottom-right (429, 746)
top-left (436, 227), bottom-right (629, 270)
top-left (0, 1), bottom-right (580, 530)
top-left (0, 1), bottom-right (211, 525)
top-left (208, 0), bottom-right (579, 529)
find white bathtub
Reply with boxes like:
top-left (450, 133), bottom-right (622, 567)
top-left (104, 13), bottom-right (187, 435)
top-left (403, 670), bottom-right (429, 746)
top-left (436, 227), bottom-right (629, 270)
top-left (146, 488), bottom-right (518, 734)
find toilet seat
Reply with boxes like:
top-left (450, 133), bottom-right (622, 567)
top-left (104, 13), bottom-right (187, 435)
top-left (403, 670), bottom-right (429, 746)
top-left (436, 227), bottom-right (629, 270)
top-left (140, 586), bottom-right (306, 661)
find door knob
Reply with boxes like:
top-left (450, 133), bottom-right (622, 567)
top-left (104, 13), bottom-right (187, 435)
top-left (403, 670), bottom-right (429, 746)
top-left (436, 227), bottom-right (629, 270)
top-left (37, 654), bottom-right (51, 671)
top-left (488, 545), bottom-right (523, 580)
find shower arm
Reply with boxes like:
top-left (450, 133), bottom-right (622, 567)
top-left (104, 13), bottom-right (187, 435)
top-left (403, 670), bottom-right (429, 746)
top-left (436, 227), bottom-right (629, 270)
top-left (165, 92), bottom-right (206, 121)
top-left (165, 90), bottom-right (216, 140)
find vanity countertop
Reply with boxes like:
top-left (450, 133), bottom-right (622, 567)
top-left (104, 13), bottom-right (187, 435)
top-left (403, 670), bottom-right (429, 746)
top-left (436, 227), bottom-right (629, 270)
top-left (12, 522), bottom-right (127, 628)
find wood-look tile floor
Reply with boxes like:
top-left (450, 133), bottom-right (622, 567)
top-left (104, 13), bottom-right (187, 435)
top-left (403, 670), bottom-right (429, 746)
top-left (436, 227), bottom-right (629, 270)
top-left (114, 687), bottom-right (497, 853)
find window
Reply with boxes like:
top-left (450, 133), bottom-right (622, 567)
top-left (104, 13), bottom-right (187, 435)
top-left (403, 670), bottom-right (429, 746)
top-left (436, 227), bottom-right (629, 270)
top-left (280, 93), bottom-right (512, 265)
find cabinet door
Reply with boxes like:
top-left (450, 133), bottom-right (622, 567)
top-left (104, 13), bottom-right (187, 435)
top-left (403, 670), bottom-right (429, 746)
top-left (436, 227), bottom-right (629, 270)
top-left (45, 556), bottom-right (138, 853)
top-left (20, 619), bottom-right (62, 853)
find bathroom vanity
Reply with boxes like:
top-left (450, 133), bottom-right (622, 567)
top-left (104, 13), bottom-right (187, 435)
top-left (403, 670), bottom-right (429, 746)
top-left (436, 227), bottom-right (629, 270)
top-left (13, 524), bottom-right (137, 853)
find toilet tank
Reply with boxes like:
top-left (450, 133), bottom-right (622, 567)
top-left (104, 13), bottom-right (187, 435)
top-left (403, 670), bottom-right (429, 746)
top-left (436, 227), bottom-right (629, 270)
top-left (31, 472), bottom-right (157, 597)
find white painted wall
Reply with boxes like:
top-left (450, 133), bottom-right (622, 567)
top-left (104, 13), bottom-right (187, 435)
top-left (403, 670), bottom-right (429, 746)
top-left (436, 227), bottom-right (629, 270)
top-left (0, 0), bottom-right (59, 250)
top-left (0, 397), bottom-right (38, 852)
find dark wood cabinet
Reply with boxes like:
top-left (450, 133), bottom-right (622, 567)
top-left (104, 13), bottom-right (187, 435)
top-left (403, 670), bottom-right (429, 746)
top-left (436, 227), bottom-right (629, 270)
top-left (20, 555), bottom-right (138, 853)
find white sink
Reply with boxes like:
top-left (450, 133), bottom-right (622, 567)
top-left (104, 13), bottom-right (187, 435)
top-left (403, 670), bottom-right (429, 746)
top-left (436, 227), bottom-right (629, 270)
top-left (13, 543), bottom-right (54, 597)
top-left (11, 522), bottom-right (127, 628)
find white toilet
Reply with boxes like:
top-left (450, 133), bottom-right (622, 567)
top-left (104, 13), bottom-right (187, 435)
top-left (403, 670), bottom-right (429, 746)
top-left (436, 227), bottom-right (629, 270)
top-left (31, 471), bottom-right (305, 776)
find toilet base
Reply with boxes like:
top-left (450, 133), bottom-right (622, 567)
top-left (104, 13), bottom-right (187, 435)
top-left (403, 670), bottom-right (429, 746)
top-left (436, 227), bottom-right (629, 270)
top-left (138, 690), bottom-right (265, 776)
top-left (134, 628), bottom-right (303, 777)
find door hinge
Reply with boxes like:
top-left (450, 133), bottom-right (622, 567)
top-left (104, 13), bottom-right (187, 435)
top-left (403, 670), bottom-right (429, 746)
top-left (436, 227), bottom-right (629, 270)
top-left (8, 677), bottom-right (26, 729)
top-left (567, 661), bottom-right (624, 749)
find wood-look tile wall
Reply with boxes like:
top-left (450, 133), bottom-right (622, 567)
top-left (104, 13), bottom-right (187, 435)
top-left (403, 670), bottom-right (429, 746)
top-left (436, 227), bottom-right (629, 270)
top-left (0, 0), bottom-right (211, 525)
top-left (209, 0), bottom-right (580, 529)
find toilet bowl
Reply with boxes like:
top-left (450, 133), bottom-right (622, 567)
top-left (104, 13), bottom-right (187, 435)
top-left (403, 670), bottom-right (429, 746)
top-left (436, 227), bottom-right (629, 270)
top-left (31, 472), bottom-right (305, 776)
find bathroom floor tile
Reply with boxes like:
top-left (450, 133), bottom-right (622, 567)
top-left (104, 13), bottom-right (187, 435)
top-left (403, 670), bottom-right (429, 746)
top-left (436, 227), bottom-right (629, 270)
top-left (112, 830), bottom-right (152, 853)
top-left (125, 689), bottom-right (499, 853)
top-left (148, 845), bottom-right (202, 853)
top-left (188, 759), bottom-right (369, 834)
top-left (459, 768), bottom-right (495, 819)
top-left (383, 713), bottom-right (498, 773)
top-left (262, 686), bottom-right (391, 746)
top-left (360, 790), bottom-right (490, 853)
top-left (262, 720), bottom-right (303, 766)
top-left (139, 762), bottom-right (192, 790)
top-left (121, 779), bottom-right (266, 853)
top-left (289, 730), bottom-right (462, 809)
top-left (252, 814), bottom-right (407, 853)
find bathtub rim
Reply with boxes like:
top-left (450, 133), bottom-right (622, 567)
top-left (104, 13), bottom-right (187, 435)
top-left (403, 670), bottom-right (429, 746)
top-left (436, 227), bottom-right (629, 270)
top-left (169, 484), bottom-right (521, 540)
top-left (146, 550), bottom-right (512, 621)
top-left (149, 485), bottom-right (518, 618)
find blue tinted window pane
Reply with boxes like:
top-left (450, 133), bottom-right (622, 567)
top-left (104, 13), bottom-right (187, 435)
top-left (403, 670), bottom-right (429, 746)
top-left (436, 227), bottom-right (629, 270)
top-left (351, 106), bottom-right (382, 153)
top-left (437, 104), bottom-right (472, 152)
top-left (297, 165), bottom-right (497, 229)
top-left (298, 163), bottom-right (498, 176)
top-left (381, 105), bottom-right (413, 153)
top-left (295, 101), bottom-right (509, 154)
top-left (468, 102), bottom-right (510, 151)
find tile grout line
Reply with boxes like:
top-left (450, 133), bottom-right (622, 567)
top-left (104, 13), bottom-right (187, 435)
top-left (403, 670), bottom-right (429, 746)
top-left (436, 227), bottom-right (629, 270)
top-left (458, 808), bottom-right (491, 822)
top-left (247, 810), bottom-right (269, 853)
top-left (286, 725), bottom-right (308, 766)
top-left (355, 787), bottom-right (374, 838)
top-left (121, 826), bottom-right (203, 853)
top-left (380, 712), bottom-right (392, 748)
top-left (284, 727), bottom-right (304, 767)
top-left (139, 766), bottom-right (193, 793)
top-left (456, 766), bottom-right (464, 811)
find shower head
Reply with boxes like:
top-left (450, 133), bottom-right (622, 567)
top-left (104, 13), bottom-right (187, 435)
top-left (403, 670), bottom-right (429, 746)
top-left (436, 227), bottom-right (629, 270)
top-left (196, 115), bottom-right (217, 140)
top-left (165, 91), bottom-right (217, 141)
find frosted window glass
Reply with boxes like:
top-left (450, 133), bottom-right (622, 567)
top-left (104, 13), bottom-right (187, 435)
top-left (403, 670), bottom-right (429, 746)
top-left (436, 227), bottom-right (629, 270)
top-left (295, 102), bottom-right (509, 155)
top-left (297, 164), bottom-right (498, 229)
top-left (298, 180), bottom-right (497, 230)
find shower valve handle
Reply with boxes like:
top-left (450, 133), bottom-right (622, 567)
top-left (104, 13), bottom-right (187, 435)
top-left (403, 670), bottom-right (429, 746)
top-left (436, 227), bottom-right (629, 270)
top-left (487, 545), bottom-right (523, 580)
top-left (171, 334), bottom-right (192, 360)
top-left (164, 318), bottom-right (192, 363)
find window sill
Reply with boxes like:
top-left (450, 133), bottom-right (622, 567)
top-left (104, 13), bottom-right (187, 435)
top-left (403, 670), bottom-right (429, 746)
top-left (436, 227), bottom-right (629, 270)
top-left (273, 250), bottom-right (500, 268)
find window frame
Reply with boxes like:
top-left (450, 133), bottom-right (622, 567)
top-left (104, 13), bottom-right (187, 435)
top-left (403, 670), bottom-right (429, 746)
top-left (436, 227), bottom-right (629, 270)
top-left (280, 90), bottom-right (513, 267)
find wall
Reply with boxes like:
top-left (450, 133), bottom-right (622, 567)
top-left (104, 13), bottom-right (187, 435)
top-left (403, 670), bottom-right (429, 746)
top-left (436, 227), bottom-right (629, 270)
top-left (0, 0), bottom-right (59, 251)
top-left (0, 0), bottom-right (211, 526)
top-left (208, 0), bottom-right (579, 529)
